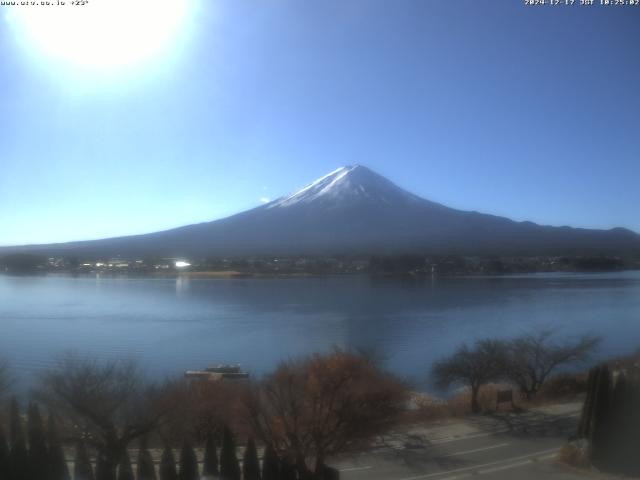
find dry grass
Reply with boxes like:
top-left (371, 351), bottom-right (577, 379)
top-left (448, 384), bottom-right (508, 415)
top-left (607, 349), bottom-right (640, 372)
top-left (408, 393), bottom-right (450, 421)
top-left (410, 384), bottom-right (515, 420)
top-left (536, 373), bottom-right (588, 402)
top-left (409, 373), bottom-right (589, 422)
top-left (557, 443), bottom-right (590, 469)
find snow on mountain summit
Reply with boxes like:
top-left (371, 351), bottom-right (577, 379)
top-left (267, 165), bottom-right (423, 209)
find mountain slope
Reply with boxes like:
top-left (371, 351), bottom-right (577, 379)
top-left (4, 165), bottom-right (640, 257)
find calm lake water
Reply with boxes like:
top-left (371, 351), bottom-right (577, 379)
top-left (1, 272), bottom-right (639, 391)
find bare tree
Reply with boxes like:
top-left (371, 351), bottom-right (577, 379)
top-left (37, 355), bottom-right (173, 480)
top-left (245, 348), bottom-right (408, 478)
top-left (506, 330), bottom-right (600, 399)
top-left (156, 377), bottom-right (245, 445)
top-left (432, 339), bottom-right (509, 413)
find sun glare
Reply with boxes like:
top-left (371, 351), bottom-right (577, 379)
top-left (10, 0), bottom-right (190, 70)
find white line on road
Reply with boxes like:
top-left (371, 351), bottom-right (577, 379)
top-left (531, 453), bottom-right (557, 463)
top-left (476, 453), bottom-right (557, 475)
top-left (478, 459), bottom-right (532, 474)
top-left (429, 430), bottom-right (509, 445)
top-left (426, 410), bottom-right (581, 445)
top-left (439, 442), bottom-right (509, 458)
top-left (339, 466), bottom-right (373, 472)
top-left (373, 429), bottom-right (510, 450)
top-left (429, 476), bottom-right (470, 480)
top-left (396, 447), bottom-right (559, 480)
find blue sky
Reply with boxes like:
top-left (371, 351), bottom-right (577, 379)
top-left (0, 0), bottom-right (639, 246)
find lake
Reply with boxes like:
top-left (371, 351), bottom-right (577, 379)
top-left (1, 271), bottom-right (639, 391)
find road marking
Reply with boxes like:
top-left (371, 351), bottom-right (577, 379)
top-left (375, 410), bottom-right (581, 452)
top-left (431, 475), bottom-right (470, 480)
top-left (536, 453), bottom-right (557, 462)
top-left (429, 429), bottom-right (509, 445)
top-left (478, 459), bottom-right (532, 474)
top-left (374, 429), bottom-right (508, 450)
top-left (339, 466), bottom-right (373, 472)
top-left (439, 442), bottom-right (509, 458)
top-left (396, 447), bottom-right (559, 480)
top-left (424, 410), bottom-right (581, 445)
top-left (436, 456), bottom-right (557, 480)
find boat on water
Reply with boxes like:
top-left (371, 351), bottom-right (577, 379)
top-left (184, 363), bottom-right (250, 380)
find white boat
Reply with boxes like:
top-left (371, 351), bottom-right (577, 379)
top-left (185, 364), bottom-right (249, 380)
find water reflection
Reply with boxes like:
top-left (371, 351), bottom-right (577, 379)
top-left (176, 275), bottom-right (190, 296)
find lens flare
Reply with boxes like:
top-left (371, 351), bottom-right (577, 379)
top-left (10, 0), bottom-right (190, 70)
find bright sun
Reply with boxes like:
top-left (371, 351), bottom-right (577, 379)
top-left (11, 0), bottom-right (190, 70)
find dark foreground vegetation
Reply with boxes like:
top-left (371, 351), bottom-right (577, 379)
top-left (0, 350), bottom-right (407, 480)
top-left (558, 351), bottom-right (640, 477)
top-left (0, 331), bottom-right (620, 480)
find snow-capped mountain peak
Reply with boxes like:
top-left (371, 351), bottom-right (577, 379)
top-left (5, 165), bottom-right (640, 258)
top-left (267, 164), bottom-right (422, 209)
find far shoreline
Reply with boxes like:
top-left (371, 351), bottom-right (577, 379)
top-left (1, 268), bottom-right (639, 280)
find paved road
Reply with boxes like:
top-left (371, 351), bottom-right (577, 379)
top-left (333, 403), bottom-right (596, 480)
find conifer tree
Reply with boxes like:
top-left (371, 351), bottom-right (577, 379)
top-left (589, 365), bottom-right (612, 467)
top-left (47, 413), bottom-right (71, 480)
top-left (629, 382), bottom-right (640, 476)
top-left (260, 445), bottom-right (279, 480)
top-left (577, 367), bottom-right (598, 438)
top-left (159, 445), bottom-right (178, 480)
top-left (178, 440), bottom-right (199, 480)
top-left (95, 453), bottom-right (112, 480)
top-left (117, 450), bottom-right (135, 480)
top-left (27, 403), bottom-right (49, 480)
top-left (202, 432), bottom-right (219, 477)
top-left (320, 465), bottom-right (340, 480)
top-left (0, 424), bottom-right (9, 480)
top-left (8, 397), bottom-right (29, 480)
top-left (576, 365), bottom-right (640, 474)
top-left (74, 441), bottom-right (95, 480)
top-left (278, 458), bottom-right (296, 480)
top-left (137, 438), bottom-right (157, 480)
top-left (609, 372), bottom-right (632, 472)
top-left (242, 438), bottom-right (260, 480)
top-left (220, 427), bottom-right (240, 480)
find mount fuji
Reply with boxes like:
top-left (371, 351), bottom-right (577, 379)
top-left (4, 165), bottom-right (640, 257)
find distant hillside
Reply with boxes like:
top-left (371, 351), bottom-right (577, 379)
top-left (3, 165), bottom-right (640, 258)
